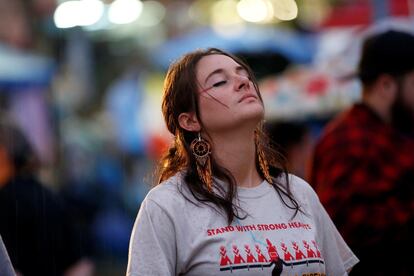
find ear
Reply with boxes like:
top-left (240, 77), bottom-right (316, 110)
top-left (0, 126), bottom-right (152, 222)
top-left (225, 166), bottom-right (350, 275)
top-left (178, 112), bottom-right (201, 132)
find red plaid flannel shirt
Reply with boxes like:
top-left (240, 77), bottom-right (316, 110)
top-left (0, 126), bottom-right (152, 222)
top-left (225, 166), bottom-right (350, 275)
top-left (308, 103), bottom-right (414, 249)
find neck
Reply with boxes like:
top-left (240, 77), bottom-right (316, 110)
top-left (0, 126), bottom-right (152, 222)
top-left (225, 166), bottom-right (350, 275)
top-left (362, 90), bottom-right (391, 123)
top-left (209, 128), bottom-right (263, 188)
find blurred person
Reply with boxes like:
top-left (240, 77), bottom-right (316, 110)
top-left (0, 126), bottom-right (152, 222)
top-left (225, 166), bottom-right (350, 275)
top-left (127, 48), bottom-right (358, 275)
top-left (308, 30), bottom-right (414, 275)
top-left (0, 119), bottom-right (94, 276)
top-left (0, 235), bottom-right (15, 276)
top-left (265, 121), bottom-right (312, 178)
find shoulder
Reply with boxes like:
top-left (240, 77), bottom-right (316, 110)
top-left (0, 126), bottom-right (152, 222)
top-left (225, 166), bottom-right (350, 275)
top-left (143, 172), bottom-right (188, 210)
top-left (277, 174), bottom-right (320, 207)
top-left (287, 174), bottom-right (317, 197)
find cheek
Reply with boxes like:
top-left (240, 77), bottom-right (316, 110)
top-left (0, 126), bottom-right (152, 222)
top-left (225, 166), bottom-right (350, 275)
top-left (198, 92), bottom-right (231, 112)
top-left (198, 98), bottom-right (216, 119)
top-left (197, 94), bottom-right (234, 126)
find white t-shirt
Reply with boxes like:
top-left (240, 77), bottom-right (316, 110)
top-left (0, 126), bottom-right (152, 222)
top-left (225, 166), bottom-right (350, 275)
top-left (127, 173), bottom-right (358, 276)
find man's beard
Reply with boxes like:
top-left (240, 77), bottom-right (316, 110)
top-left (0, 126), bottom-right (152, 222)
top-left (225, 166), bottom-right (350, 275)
top-left (391, 90), bottom-right (414, 138)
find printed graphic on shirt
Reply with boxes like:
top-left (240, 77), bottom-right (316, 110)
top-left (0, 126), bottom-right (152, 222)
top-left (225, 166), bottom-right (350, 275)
top-left (218, 239), bottom-right (324, 274)
top-left (208, 221), bottom-right (325, 275)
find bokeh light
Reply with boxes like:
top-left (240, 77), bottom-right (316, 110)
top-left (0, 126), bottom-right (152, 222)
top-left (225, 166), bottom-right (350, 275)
top-left (54, 0), bottom-right (104, 28)
top-left (108, 0), bottom-right (143, 25)
top-left (271, 0), bottom-right (298, 21)
top-left (237, 0), bottom-right (274, 23)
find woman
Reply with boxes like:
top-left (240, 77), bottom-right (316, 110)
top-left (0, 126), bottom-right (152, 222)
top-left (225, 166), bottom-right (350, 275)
top-left (127, 48), bottom-right (358, 275)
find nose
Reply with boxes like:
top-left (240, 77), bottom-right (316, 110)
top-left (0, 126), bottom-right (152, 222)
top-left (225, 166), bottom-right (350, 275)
top-left (234, 75), bottom-right (250, 91)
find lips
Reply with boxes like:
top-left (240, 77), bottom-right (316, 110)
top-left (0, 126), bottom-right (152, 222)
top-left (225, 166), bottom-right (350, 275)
top-left (238, 93), bottom-right (258, 103)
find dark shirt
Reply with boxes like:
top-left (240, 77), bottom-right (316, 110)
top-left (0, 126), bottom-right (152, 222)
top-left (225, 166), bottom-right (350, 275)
top-left (0, 175), bottom-right (83, 276)
top-left (308, 103), bottom-right (414, 274)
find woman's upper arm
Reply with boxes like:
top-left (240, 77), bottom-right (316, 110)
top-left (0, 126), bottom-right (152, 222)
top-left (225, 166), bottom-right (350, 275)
top-left (127, 198), bottom-right (177, 276)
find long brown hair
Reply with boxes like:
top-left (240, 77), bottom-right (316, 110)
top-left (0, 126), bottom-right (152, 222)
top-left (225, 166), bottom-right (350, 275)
top-left (158, 48), bottom-right (299, 223)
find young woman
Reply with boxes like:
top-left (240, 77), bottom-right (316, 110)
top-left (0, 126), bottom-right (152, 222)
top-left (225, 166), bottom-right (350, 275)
top-left (127, 48), bottom-right (358, 275)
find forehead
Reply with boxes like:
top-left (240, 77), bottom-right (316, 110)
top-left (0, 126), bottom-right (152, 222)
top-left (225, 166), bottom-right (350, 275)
top-left (196, 54), bottom-right (242, 79)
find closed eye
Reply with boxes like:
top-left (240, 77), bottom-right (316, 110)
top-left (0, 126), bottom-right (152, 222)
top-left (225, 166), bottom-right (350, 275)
top-left (213, 80), bottom-right (227, 87)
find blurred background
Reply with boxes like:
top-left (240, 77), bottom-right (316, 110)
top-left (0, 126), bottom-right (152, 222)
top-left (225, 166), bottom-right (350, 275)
top-left (0, 0), bottom-right (413, 274)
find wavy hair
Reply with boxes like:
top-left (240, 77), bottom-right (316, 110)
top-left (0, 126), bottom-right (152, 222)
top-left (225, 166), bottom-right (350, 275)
top-left (157, 48), bottom-right (299, 223)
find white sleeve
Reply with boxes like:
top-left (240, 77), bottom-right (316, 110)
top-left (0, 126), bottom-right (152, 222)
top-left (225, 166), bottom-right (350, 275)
top-left (313, 196), bottom-right (359, 275)
top-left (0, 236), bottom-right (15, 276)
top-left (127, 198), bottom-right (177, 276)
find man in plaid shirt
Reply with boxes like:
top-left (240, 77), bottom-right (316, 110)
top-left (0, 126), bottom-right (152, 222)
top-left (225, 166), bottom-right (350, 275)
top-left (308, 30), bottom-right (414, 275)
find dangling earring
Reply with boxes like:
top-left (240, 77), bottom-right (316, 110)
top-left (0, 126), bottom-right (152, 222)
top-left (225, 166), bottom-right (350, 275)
top-left (255, 130), bottom-right (273, 184)
top-left (191, 133), bottom-right (213, 192)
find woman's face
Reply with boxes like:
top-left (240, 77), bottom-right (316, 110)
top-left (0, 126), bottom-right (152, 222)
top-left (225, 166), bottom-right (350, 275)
top-left (195, 54), bottom-right (264, 134)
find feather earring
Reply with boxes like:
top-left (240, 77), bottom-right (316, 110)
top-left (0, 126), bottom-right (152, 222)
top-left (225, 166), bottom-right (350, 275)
top-left (191, 133), bottom-right (213, 192)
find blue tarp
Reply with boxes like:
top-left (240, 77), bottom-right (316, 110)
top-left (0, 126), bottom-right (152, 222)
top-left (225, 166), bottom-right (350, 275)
top-left (0, 44), bottom-right (56, 89)
top-left (151, 26), bottom-right (317, 69)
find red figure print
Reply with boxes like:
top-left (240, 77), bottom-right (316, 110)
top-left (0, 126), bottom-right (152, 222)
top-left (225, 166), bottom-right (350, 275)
top-left (303, 241), bottom-right (316, 258)
top-left (255, 245), bottom-right (268, 263)
top-left (232, 245), bottom-right (246, 264)
top-left (265, 239), bottom-right (279, 262)
top-left (280, 242), bottom-right (294, 261)
top-left (292, 242), bottom-right (306, 260)
top-left (312, 240), bottom-right (321, 258)
top-left (244, 245), bottom-right (257, 263)
top-left (220, 246), bottom-right (232, 266)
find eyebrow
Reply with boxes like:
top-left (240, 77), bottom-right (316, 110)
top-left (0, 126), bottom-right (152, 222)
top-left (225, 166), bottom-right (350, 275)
top-left (204, 65), bottom-right (247, 85)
